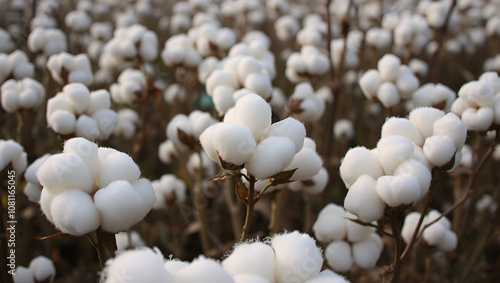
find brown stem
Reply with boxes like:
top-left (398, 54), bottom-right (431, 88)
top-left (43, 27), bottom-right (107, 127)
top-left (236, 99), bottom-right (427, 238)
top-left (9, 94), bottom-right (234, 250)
top-left (224, 180), bottom-right (243, 240)
top-left (268, 190), bottom-right (282, 236)
top-left (423, 246), bottom-right (433, 283)
top-left (240, 175), bottom-right (256, 242)
top-left (389, 209), bottom-right (403, 283)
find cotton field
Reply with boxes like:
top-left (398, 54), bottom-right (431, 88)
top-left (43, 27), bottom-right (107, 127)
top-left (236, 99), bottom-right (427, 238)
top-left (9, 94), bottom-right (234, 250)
top-left (1, 0), bottom-right (500, 282)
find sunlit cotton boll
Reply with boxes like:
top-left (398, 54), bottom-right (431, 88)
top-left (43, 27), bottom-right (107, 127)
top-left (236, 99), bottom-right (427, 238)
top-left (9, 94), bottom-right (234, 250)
top-left (271, 231), bottom-right (323, 283)
top-left (409, 107), bottom-right (445, 139)
top-left (340, 146), bottom-right (384, 189)
top-left (376, 82), bottom-right (400, 108)
top-left (102, 248), bottom-right (173, 283)
top-left (377, 54), bottom-right (401, 82)
top-left (284, 146), bottom-right (322, 181)
top-left (344, 175), bottom-right (386, 222)
top-left (393, 158), bottom-right (432, 200)
top-left (222, 242), bottom-right (275, 282)
top-left (325, 241), bottom-right (353, 272)
top-left (381, 117), bottom-right (423, 146)
top-left (375, 135), bottom-right (415, 175)
top-left (245, 136), bottom-right (295, 180)
top-left (375, 174), bottom-right (422, 207)
top-left (1, 78), bottom-right (46, 113)
top-left (233, 93), bottom-right (272, 141)
top-left (173, 256), bottom-right (234, 283)
top-left (423, 135), bottom-right (457, 168)
top-left (351, 233), bottom-right (383, 269)
top-left (265, 117), bottom-right (306, 153)
top-left (359, 69), bottom-right (381, 100)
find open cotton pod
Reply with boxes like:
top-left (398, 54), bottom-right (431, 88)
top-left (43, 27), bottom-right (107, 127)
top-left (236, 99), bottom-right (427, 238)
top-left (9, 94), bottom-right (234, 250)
top-left (1, 77), bottom-right (45, 113)
top-left (173, 256), bottom-right (234, 283)
top-left (0, 139), bottom-right (27, 173)
top-left (222, 242), bottom-right (275, 282)
top-left (344, 175), bottom-right (386, 222)
top-left (339, 146), bottom-right (384, 189)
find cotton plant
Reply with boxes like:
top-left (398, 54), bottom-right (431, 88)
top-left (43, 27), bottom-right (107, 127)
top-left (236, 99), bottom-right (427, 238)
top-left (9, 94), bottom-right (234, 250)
top-left (330, 30), bottom-right (364, 71)
top-left (13, 255), bottom-right (56, 283)
top-left (296, 14), bottom-right (328, 48)
top-left (313, 203), bottom-right (383, 272)
top-left (287, 82), bottom-right (326, 122)
top-left (115, 231), bottom-right (146, 252)
top-left (451, 72), bottom-right (500, 132)
top-left (411, 83), bottom-right (456, 112)
top-left (1, 78), bottom-right (45, 113)
top-left (359, 54), bottom-right (420, 109)
top-left (64, 9), bottom-right (92, 33)
top-left (37, 137), bottom-right (156, 236)
top-left (161, 34), bottom-right (202, 69)
top-left (163, 83), bottom-right (187, 104)
top-left (365, 27), bottom-right (393, 50)
top-left (288, 167), bottom-right (328, 195)
top-left (0, 139), bottom-right (27, 173)
top-left (27, 27), bottom-right (67, 66)
top-left (109, 68), bottom-right (146, 105)
top-left (46, 52), bottom-right (94, 86)
top-left (88, 22), bottom-right (113, 60)
top-left (0, 50), bottom-right (35, 84)
top-left (46, 83), bottom-right (118, 140)
top-left (408, 58), bottom-right (429, 79)
top-left (402, 210), bottom-right (457, 252)
top-left (187, 23), bottom-right (237, 58)
top-left (285, 45), bottom-right (330, 84)
top-left (340, 107), bottom-right (467, 222)
top-left (113, 108), bottom-right (140, 140)
top-left (392, 12), bottom-right (432, 55)
top-left (166, 110), bottom-right (217, 152)
top-left (23, 154), bottom-right (51, 202)
top-left (151, 174), bottom-right (187, 210)
top-left (333, 119), bottom-right (355, 142)
top-left (274, 15), bottom-right (300, 42)
top-left (475, 194), bottom-right (498, 215)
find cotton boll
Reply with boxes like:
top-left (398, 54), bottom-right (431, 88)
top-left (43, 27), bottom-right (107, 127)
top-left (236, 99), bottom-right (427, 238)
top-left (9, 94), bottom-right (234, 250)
top-left (222, 242), bottom-right (275, 282)
top-left (13, 266), bottom-right (34, 283)
top-left (352, 233), bottom-right (383, 269)
top-left (284, 148), bottom-right (322, 181)
top-left (209, 123), bottom-right (257, 166)
top-left (87, 89), bottom-right (112, 115)
top-left (344, 175), bottom-right (386, 222)
top-left (62, 83), bottom-right (91, 115)
top-left (265, 117), bottom-right (305, 153)
top-left (461, 107), bottom-right (494, 131)
top-left (102, 248), bottom-right (173, 283)
top-left (378, 54), bottom-right (401, 82)
top-left (394, 159), bottom-right (431, 199)
top-left (1, 88), bottom-right (18, 112)
top-left (164, 260), bottom-right (189, 275)
top-left (377, 82), bottom-right (400, 108)
top-left (245, 136), bottom-right (295, 180)
top-left (49, 110), bottom-right (77, 135)
top-left (359, 70), bottom-right (381, 97)
top-left (298, 167), bottom-right (329, 194)
top-left (340, 147), bottom-right (384, 188)
top-left (304, 269), bottom-right (350, 283)
top-left (212, 85), bottom-right (235, 115)
top-left (76, 115), bottom-right (100, 140)
top-left (234, 93), bottom-right (272, 141)
top-left (132, 178), bottom-right (156, 218)
top-left (409, 107), bottom-right (445, 139)
top-left (173, 256), bottom-right (234, 283)
top-left (313, 209), bottom-right (347, 243)
top-left (244, 72), bottom-right (273, 100)
top-left (401, 212), bottom-right (421, 243)
top-left (115, 231), bottom-right (145, 251)
top-left (375, 174), bottom-right (421, 207)
top-left (50, 188), bottom-right (100, 235)
top-left (233, 274), bottom-right (270, 283)
top-left (432, 113), bottom-right (467, 150)
top-left (158, 140), bottom-right (178, 164)
top-left (461, 81), bottom-right (494, 108)
top-left (24, 183), bottom-right (42, 202)
top-left (325, 241), bottom-right (353, 273)
top-left (436, 230), bottom-right (457, 251)
top-left (375, 135), bottom-right (415, 175)
top-left (345, 212), bottom-right (377, 243)
top-left (237, 56), bottom-right (263, 83)
top-left (206, 70), bottom-right (240, 95)
top-left (423, 135), bottom-right (456, 168)
top-left (28, 256), bottom-right (56, 282)
top-left (64, 138), bottom-right (100, 182)
top-left (381, 117), bottom-right (424, 146)
top-left (272, 231), bottom-right (323, 283)
top-left (37, 152), bottom-right (93, 194)
top-left (94, 180), bottom-right (144, 233)
top-left (99, 152), bottom-right (141, 188)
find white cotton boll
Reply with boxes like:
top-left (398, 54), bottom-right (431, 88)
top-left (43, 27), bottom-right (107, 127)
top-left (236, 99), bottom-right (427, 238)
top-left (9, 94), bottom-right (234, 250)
top-left (401, 212), bottom-right (421, 244)
top-left (303, 137), bottom-right (316, 151)
top-left (352, 233), bottom-right (383, 269)
top-left (28, 255), bottom-right (56, 282)
top-left (37, 152), bottom-right (93, 195)
top-left (75, 115), bottom-right (100, 140)
top-left (378, 54), bottom-right (401, 82)
top-left (198, 57), bottom-right (219, 83)
top-left (436, 230), bottom-right (457, 251)
top-left (432, 113), bottom-right (467, 150)
top-left (18, 89), bottom-right (39, 109)
top-left (188, 110), bottom-right (216, 138)
top-left (340, 147), bottom-right (384, 188)
top-left (62, 83), bottom-right (91, 115)
top-left (1, 88), bottom-right (18, 112)
top-left (48, 110), bottom-right (76, 135)
top-left (396, 66), bottom-right (419, 98)
top-left (451, 98), bottom-right (472, 117)
top-left (287, 53), bottom-right (307, 74)
top-left (206, 70), bottom-right (240, 95)
top-left (344, 175), bottom-right (386, 222)
top-left (212, 85), bottom-right (235, 115)
top-left (409, 59), bottom-right (429, 78)
top-left (325, 241), bottom-right (353, 273)
top-left (158, 140), bottom-right (178, 164)
top-left (99, 152), bottom-right (141, 188)
top-left (302, 167), bottom-right (329, 194)
top-left (222, 242), bottom-right (275, 282)
top-left (24, 183), bottom-right (42, 202)
top-left (92, 108), bottom-right (119, 139)
top-left (244, 72), bottom-right (273, 100)
top-left (164, 260), bottom-right (189, 275)
top-left (152, 174), bottom-right (186, 209)
top-left (12, 152), bottom-right (27, 174)
top-left (423, 135), bottom-right (456, 168)
top-left (375, 135), bottom-right (415, 175)
top-left (285, 148), bottom-right (322, 181)
top-left (115, 231), bottom-right (145, 251)
top-left (461, 107), bottom-right (494, 131)
top-left (460, 81), bottom-right (494, 108)
top-left (245, 136), bottom-right (295, 180)
top-left (234, 93), bottom-right (272, 141)
top-left (94, 180), bottom-right (143, 233)
top-left (479, 72), bottom-right (500, 95)
top-left (173, 256), bottom-right (234, 283)
top-left (64, 138), bottom-right (100, 182)
top-left (39, 189), bottom-right (55, 223)
top-left (233, 274), bottom-right (270, 283)
top-left (375, 174), bottom-right (421, 207)
top-left (265, 117), bottom-right (305, 153)
top-left (345, 212), bottom-right (377, 243)
top-left (272, 231), bottom-right (323, 283)
top-left (377, 82), bottom-right (400, 108)
top-left (237, 57), bottom-right (263, 83)
top-left (334, 119), bottom-right (355, 141)
top-left (205, 123), bottom-right (257, 166)
top-left (313, 209), bottom-right (347, 243)
top-left (381, 117), bottom-right (424, 146)
top-left (50, 188), bottom-right (100, 236)
top-left (394, 159), bottom-right (431, 199)
top-left (132, 178), bottom-right (156, 218)
top-left (304, 269), bottom-right (350, 283)
top-left (409, 107), bottom-right (445, 139)
top-left (102, 248), bottom-right (173, 283)
top-left (13, 266), bottom-right (34, 283)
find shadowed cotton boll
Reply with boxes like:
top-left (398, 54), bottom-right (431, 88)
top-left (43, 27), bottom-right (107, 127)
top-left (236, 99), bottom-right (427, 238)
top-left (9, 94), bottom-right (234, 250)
top-left (114, 109), bottom-right (140, 139)
top-left (23, 154), bottom-right (51, 202)
top-left (284, 146), bottom-right (322, 181)
top-left (359, 69), bottom-right (381, 100)
top-left (1, 77), bottom-right (45, 112)
top-left (313, 203), bottom-right (347, 243)
top-left (222, 242), bottom-right (275, 282)
top-left (351, 233), bottom-right (383, 269)
top-left (412, 83), bottom-right (456, 112)
top-left (304, 269), bottom-right (350, 283)
top-left (271, 231), bottom-right (323, 283)
top-left (275, 15), bottom-right (300, 41)
top-left (423, 135), bottom-right (456, 168)
top-left (164, 260), bottom-right (189, 276)
top-left (27, 27), bottom-right (67, 57)
top-left (115, 231), bottom-right (145, 252)
top-left (325, 241), bottom-right (353, 272)
top-left (174, 256), bottom-right (234, 283)
top-left (288, 167), bottom-right (329, 194)
top-left (288, 82), bottom-right (325, 122)
top-left (340, 146), bottom-right (384, 188)
top-left (377, 82), bottom-right (400, 108)
top-left (394, 159), bottom-right (431, 199)
top-left (432, 113), bottom-right (467, 151)
top-left (265, 117), bottom-right (305, 153)
top-left (151, 174), bottom-right (186, 209)
top-left (344, 175), bottom-right (385, 222)
top-left (102, 248), bottom-right (173, 283)
top-left (47, 52), bottom-right (94, 86)
top-left (334, 119), bottom-right (354, 141)
top-left (233, 274), bottom-right (270, 283)
top-left (14, 255), bottom-right (56, 283)
top-left (110, 68), bottom-right (146, 104)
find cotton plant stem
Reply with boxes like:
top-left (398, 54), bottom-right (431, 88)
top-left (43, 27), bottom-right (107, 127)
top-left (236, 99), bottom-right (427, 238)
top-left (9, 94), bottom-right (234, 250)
top-left (224, 180), bottom-right (242, 240)
top-left (389, 209), bottom-right (403, 283)
top-left (240, 175), bottom-right (256, 242)
top-left (87, 232), bottom-right (106, 270)
top-left (268, 191), bottom-right (282, 236)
